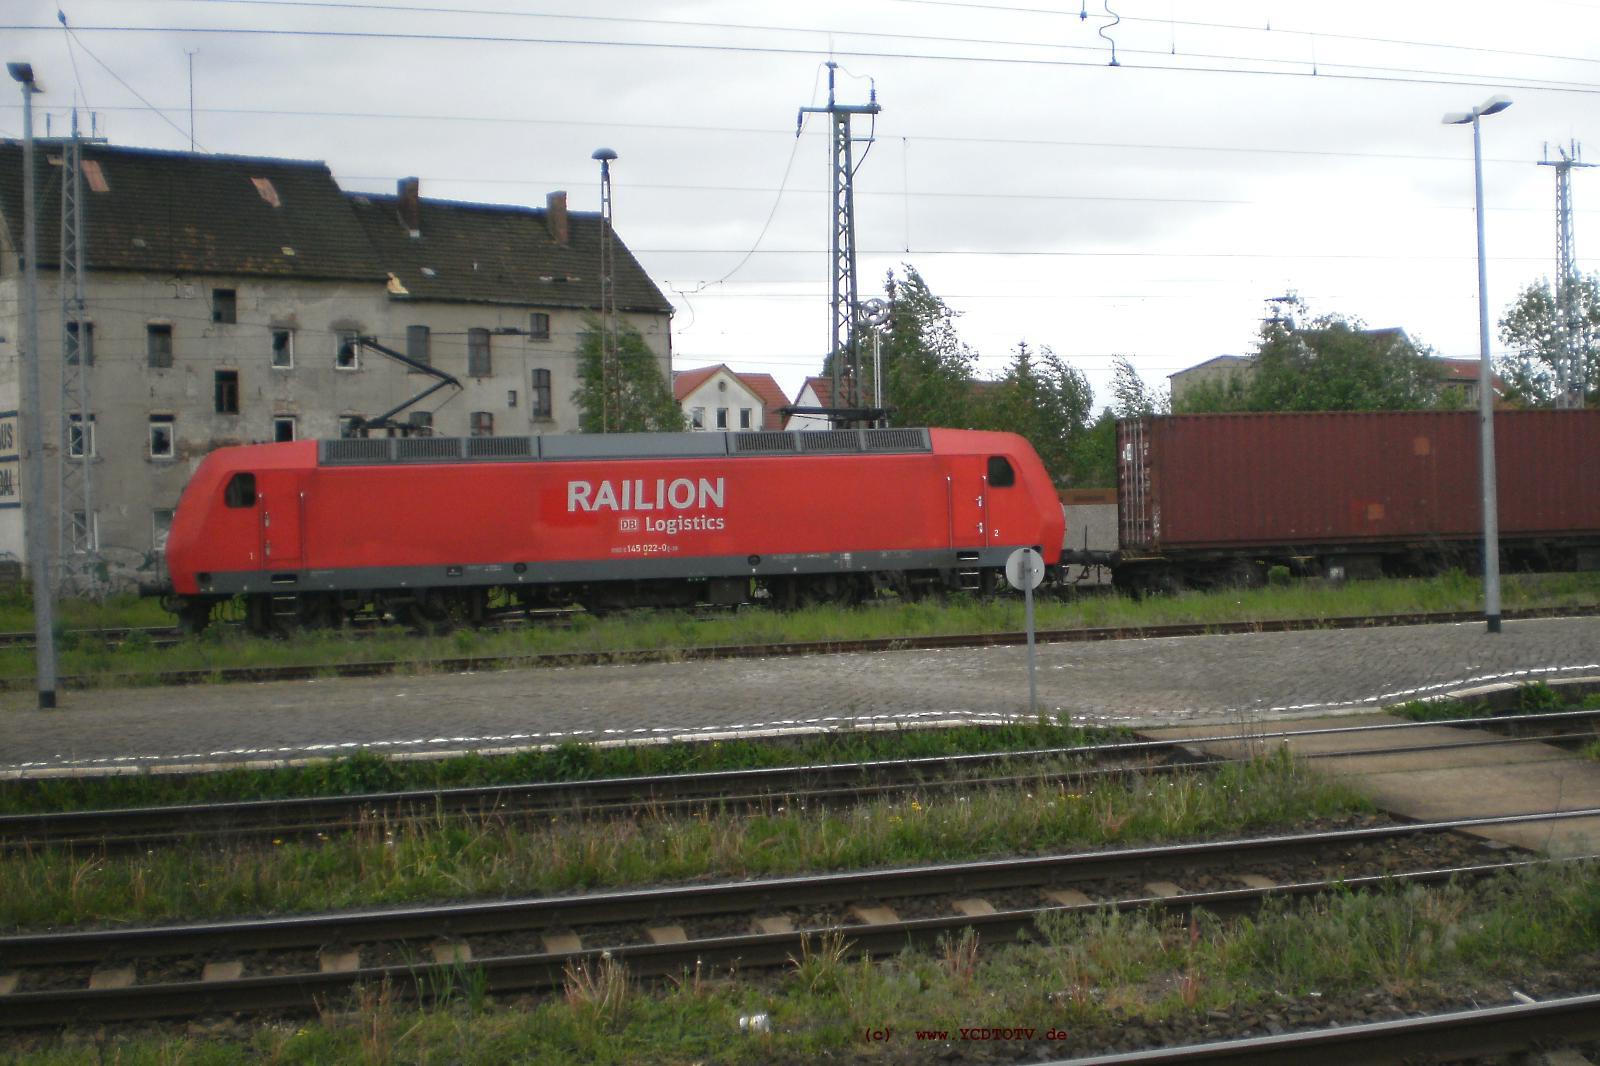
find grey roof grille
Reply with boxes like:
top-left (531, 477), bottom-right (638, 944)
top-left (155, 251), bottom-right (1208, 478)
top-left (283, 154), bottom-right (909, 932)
top-left (798, 430), bottom-right (865, 453)
top-left (320, 438), bottom-right (392, 464)
top-left (731, 431), bottom-right (799, 454)
top-left (396, 437), bottom-right (465, 462)
top-left (466, 436), bottom-right (534, 459)
top-left (863, 428), bottom-right (932, 452)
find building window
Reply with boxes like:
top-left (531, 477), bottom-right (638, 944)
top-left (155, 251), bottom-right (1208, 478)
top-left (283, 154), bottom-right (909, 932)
top-left (69, 511), bottom-right (98, 553)
top-left (339, 415), bottom-right (364, 438)
top-left (691, 407), bottom-right (705, 430)
top-left (407, 411), bottom-right (433, 436)
top-left (214, 370), bottom-right (240, 414)
top-left (468, 328), bottom-right (492, 377)
top-left (531, 368), bottom-right (552, 418)
top-left (273, 416), bottom-right (296, 443)
top-left (152, 509), bottom-right (174, 552)
top-left (212, 288), bottom-right (237, 324)
top-left (149, 414), bottom-right (175, 459)
top-left (470, 411), bottom-right (494, 437)
top-left (529, 312), bottom-right (550, 340)
top-left (68, 413), bottom-right (96, 458)
top-left (66, 320), bottom-right (94, 366)
top-left (507, 389), bottom-right (518, 408)
top-left (335, 330), bottom-right (360, 370)
top-left (271, 329), bottom-right (294, 369)
top-left (406, 324), bottom-right (431, 369)
top-left (740, 408), bottom-right (752, 430)
top-left (147, 324), bottom-right (174, 368)
top-left (716, 408), bottom-right (728, 429)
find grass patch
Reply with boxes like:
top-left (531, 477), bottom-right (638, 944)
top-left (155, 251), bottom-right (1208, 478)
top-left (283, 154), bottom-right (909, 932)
top-left (7, 861), bottom-right (1599, 1064)
top-left (0, 720), bottom-right (1119, 815)
top-left (3, 571), bottom-right (1597, 689)
top-left (0, 752), bottom-right (1367, 930)
top-left (1390, 682), bottom-right (1600, 722)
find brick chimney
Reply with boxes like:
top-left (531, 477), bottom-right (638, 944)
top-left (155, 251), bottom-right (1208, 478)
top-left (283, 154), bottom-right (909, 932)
top-left (546, 190), bottom-right (569, 246)
top-left (397, 176), bottom-right (421, 236)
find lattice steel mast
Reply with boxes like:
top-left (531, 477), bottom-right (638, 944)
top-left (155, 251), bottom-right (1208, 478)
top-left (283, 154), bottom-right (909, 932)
top-left (593, 148), bottom-right (619, 432)
top-left (57, 109), bottom-right (104, 597)
top-left (798, 63), bottom-right (879, 425)
top-left (1539, 141), bottom-right (1595, 408)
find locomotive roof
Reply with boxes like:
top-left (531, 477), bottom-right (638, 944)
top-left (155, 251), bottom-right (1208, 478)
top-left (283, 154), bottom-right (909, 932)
top-left (315, 428), bottom-right (935, 466)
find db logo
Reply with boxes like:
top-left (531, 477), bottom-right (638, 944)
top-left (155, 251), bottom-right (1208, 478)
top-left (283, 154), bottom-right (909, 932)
top-left (619, 517), bottom-right (640, 532)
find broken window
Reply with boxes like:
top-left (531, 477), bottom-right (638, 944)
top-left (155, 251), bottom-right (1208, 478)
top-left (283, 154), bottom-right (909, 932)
top-left (529, 312), bottom-right (551, 340)
top-left (273, 416), bottom-right (296, 443)
top-left (69, 511), bottom-right (97, 553)
top-left (147, 324), bottom-right (173, 368)
top-left (507, 389), bottom-right (518, 408)
top-left (68, 413), bottom-right (95, 458)
top-left (66, 320), bottom-right (94, 366)
top-left (407, 410), bottom-right (433, 435)
top-left (214, 370), bottom-right (240, 415)
top-left (212, 289), bottom-right (237, 324)
top-left (691, 407), bottom-right (705, 430)
top-left (152, 509), bottom-right (174, 551)
top-left (335, 330), bottom-right (360, 370)
top-left (148, 414), bottom-right (175, 459)
top-left (470, 411), bottom-right (493, 437)
top-left (271, 329), bottom-right (294, 369)
top-left (339, 415), bottom-right (364, 439)
top-left (406, 324), bottom-right (431, 370)
top-left (468, 328), bottom-right (492, 377)
top-left (531, 368), bottom-right (552, 419)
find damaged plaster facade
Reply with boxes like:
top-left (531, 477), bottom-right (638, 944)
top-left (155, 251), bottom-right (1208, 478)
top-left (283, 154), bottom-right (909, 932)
top-left (0, 143), bottom-right (673, 586)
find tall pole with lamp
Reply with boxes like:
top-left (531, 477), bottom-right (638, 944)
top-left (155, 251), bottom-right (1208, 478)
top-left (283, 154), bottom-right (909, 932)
top-left (1442, 94), bottom-right (1512, 634)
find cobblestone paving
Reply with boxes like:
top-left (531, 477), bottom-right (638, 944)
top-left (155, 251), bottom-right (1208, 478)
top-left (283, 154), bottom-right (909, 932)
top-left (2, 617), bottom-right (1597, 776)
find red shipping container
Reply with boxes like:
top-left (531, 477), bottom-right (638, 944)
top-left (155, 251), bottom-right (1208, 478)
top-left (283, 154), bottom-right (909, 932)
top-left (1118, 410), bottom-right (1600, 553)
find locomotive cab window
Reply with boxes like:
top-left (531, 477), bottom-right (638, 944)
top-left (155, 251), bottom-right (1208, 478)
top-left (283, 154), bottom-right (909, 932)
top-left (987, 456), bottom-right (1016, 487)
top-left (224, 473), bottom-right (257, 509)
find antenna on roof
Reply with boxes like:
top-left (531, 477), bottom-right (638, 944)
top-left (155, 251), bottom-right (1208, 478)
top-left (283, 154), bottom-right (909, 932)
top-left (186, 50), bottom-right (197, 152)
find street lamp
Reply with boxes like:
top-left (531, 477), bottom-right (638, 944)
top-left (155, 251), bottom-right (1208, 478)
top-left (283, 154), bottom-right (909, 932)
top-left (1443, 94), bottom-right (1511, 635)
top-left (8, 61), bottom-right (57, 705)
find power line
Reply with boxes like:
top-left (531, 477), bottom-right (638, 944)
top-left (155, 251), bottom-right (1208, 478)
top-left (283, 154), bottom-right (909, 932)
top-left (54, 18), bottom-right (206, 149)
top-left (5, 22), bottom-right (1600, 97)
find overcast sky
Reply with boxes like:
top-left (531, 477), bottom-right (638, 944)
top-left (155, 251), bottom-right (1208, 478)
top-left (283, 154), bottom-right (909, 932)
top-left (4, 0), bottom-right (1599, 408)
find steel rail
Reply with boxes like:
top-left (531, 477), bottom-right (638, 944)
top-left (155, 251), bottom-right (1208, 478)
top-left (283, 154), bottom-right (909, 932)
top-left (4, 808), bottom-right (1595, 968)
top-left (1051, 990), bottom-right (1600, 1065)
top-left (3, 605), bottom-right (1595, 691)
top-left (7, 708), bottom-right (1598, 850)
top-left (0, 856), bottom-right (1578, 1027)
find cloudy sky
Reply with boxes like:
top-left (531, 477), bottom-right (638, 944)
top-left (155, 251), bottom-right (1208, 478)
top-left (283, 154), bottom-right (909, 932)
top-left (4, 0), bottom-right (1598, 408)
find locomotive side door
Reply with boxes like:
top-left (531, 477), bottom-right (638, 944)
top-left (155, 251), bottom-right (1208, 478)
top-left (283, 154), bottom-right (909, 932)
top-left (256, 471), bottom-right (304, 570)
top-left (947, 457), bottom-right (988, 548)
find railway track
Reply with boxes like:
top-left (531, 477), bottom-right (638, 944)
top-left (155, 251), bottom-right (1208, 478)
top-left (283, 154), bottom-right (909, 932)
top-left (1057, 992), bottom-right (1600, 1065)
top-left (2, 809), bottom-right (1591, 1027)
top-left (2, 604), bottom-right (1595, 691)
top-left (6, 709), bottom-right (1598, 852)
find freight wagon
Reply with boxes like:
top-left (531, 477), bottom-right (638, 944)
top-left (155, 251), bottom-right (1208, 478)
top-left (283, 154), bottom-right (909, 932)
top-left (1105, 410), bottom-right (1600, 593)
top-left (159, 427), bottom-right (1065, 632)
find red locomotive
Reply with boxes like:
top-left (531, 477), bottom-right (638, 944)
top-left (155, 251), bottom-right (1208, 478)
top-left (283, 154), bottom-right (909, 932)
top-left (161, 427), bottom-right (1065, 632)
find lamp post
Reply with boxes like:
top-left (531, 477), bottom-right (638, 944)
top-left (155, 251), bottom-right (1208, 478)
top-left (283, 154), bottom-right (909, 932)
top-left (1443, 94), bottom-right (1511, 634)
top-left (7, 60), bottom-right (57, 705)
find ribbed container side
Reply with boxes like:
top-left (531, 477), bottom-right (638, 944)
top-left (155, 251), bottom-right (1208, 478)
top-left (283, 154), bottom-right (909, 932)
top-left (1120, 410), bottom-right (1600, 552)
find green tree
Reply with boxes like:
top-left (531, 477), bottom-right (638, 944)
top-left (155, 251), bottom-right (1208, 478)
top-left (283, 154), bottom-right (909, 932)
top-left (1497, 275), bottom-right (1600, 406)
top-left (573, 315), bottom-right (685, 433)
top-left (1065, 408), bottom-right (1119, 488)
top-left (978, 342), bottom-right (1094, 482)
top-left (1250, 299), bottom-right (1438, 411)
top-left (1110, 355), bottom-right (1168, 416)
top-left (877, 266), bottom-right (981, 427)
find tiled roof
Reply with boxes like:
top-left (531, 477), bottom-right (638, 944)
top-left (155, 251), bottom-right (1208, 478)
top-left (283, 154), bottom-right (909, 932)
top-left (672, 364), bottom-right (723, 401)
top-left (348, 193), bottom-right (671, 313)
top-left (798, 375), bottom-right (834, 408)
top-left (1171, 354), bottom-right (1254, 378)
top-left (0, 143), bottom-right (672, 316)
top-left (0, 143), bottom-right (382, 281)
top-left (739, 372), bottom-right (791, 430)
